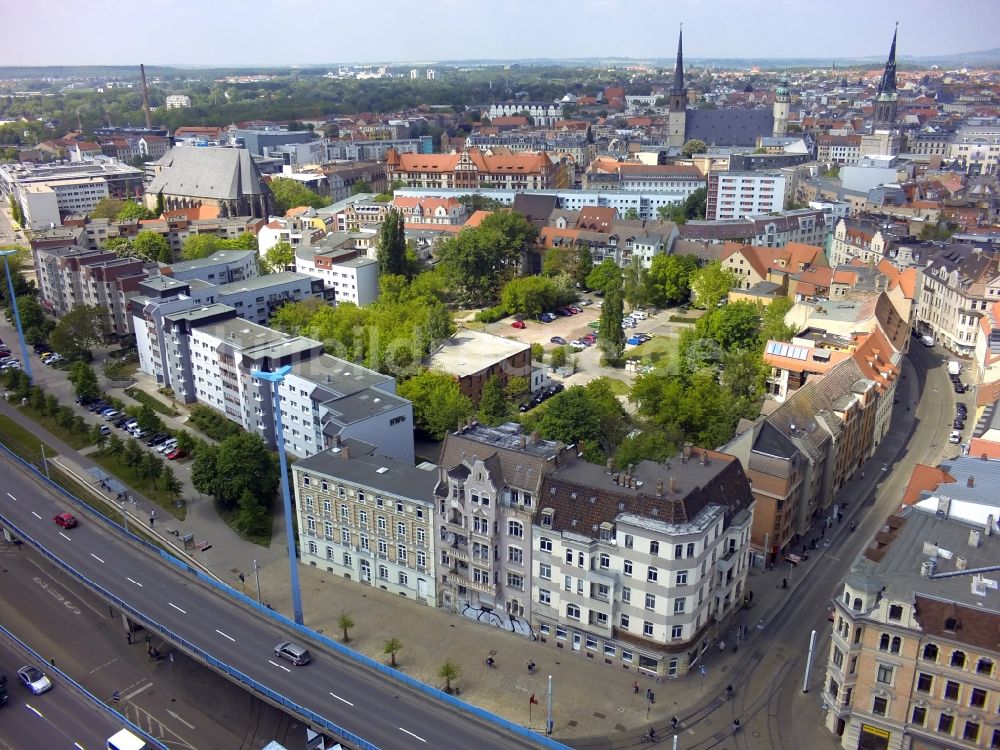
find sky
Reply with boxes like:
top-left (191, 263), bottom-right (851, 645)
top-left (4, 0), bottom-right (1000, 67)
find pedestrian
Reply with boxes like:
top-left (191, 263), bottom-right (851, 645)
top-left (782, 578), bottom-right (788, 589)
top-left (149, 515), bottom-right (155, 527)
top-left (670, 716), bottom-right (679, 731)
top-left (633, 680), bottom-right (640, 694)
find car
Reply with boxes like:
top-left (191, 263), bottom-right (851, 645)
top-left (1, 360), bottom-right (20, 370)
top-left (38, 352), bottom-right (52, 361)
top-left (627, 336), bottom-right (643, 346)
top-left (87, 401), bottom-right (108, 413)
top-left (511, 320), bottom-right (526, 329)
top-left (954, 383), bottom-right (966, 393)
top-left (555, 308), bottom-right (571, 317)
top-left (550, 336), bottom-right (567, 345)
top-left (157, 439), bottom-right (178, 454)
top-left (132, 429), bottom-right (149, 440)
top-left (53, 512), bottom-right (77, 529)
top-left (113, 416), bottom-right (130, 428)
top-left (274, 641), bottom-right (312, 666)
top-left (545, 383), bottom-right (564, 398)
top-left (103, 410), bottom-right (121, 421)
top-left (17, 666), bottom-right (52, 695)
top-left (569, 340), bottom-right (587, 350)
top-left (166, 448), bottom-right (187, 460)
top-left (99, 425), bottom-right (111, 436)
top-left (98, 407), bottom-right (117, 417)
top-left (631, 310), bottom-right (648, 320)
top-left (949, 430), bottom-right (962, 444)
top-left (583, 333), bottom-right (597, 343)
top-left (45, 354), bottom-right (63, 365)
top-left (539, 313), bottom-right (555, 323)
top-left (147, 433), bottom-right (170, 447)
top-left (579, 298), bottom-right (593, 306)
top-left (569, 305), bottom-right (582, 314)
top-left (518, 401), bottom-right (533, 413)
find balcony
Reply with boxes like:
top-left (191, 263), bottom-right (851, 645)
top-left (448, 566), bottom-right (493, 594)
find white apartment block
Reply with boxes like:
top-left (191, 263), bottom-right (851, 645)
top-left (487, 102), bottom-right (562, 127)
top-left (530, 449), bottom-right (754, 678)
top-left (828, 219), bottom-right (891, 267)
top-left (948, 123), bottom-right (1000, 176)
top-left (707, 172), bottom-right (786, 221)
top-left (294, 242), bottom-right (380, 307)
top-left (158, 248), bottom-right (259, 285)
top-left (292, 444), bottom-right (438, 604)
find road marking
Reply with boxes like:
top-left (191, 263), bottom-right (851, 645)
top-left (126, 577), bottom-right (143, 588)
top-left (6, 492), bottom-right (16, 501)
top-left (167, 709), bottom-right (195, 730)
top-left (59, 532), bottom-right (71, 541)
top-left (169, 602), bottom-right (187, 614)
top-left (25, 703), bottom-right (43, 718)
top-left (74, 744), bottom-right (85, 750)
top-left (89, 657), bottom-right (117, 674)
top-left (123, 681), bottom-right (153, 700)
top-left (268, 659), bottom-right (291, 673)
top-left (91, 553), bottom-right (105, 563)
top-left (329, 691), bottom-right (354, 706)
top-left (399, 727), bottom-right (426, 742)
top-left (31, 511), bottom-right (41, 519)
top-left (215, 629), bottom-right (235, 642)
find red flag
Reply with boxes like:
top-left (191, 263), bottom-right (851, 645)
top-left (530, 693), bottom-right (539, 705)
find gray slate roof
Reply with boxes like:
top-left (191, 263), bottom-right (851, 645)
top-left (147, 147), bottom-right (271, 201)
top-left (686, 109), bottom-right (775, 147)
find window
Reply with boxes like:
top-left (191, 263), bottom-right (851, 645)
top-left (890, 636), bottom-right (901, 654)
top-left (871, 697), bottom-right (888, 717)
top-left (674, 597), bottom-right (686, 614)
top-left (970, 688), bottom-right (987, 709)
top-left (916, 673), bottom-right (933, 693)
top-left (508, 520), bottom-right (523, 538)
top-left (676, 570), bottom-right (688, 585)
top-left (377, 516), bottom-right (387, 533)
top-left (620, 614), bottom-right (630, 629)
top-left (539, 588), bottom-right (551, 605)
top-left (599, 553), bottom-right (610, 569)
top-left (539, 562), bottom-right (551, 580)
top-left (508, 546), bottom-right (523, 564)
top-left (622, 586), bottom-right (631, 604)
top-left (888, 604), bottom-right (903, 621)
top-left (643, 621), bottom-right (654, 637)
top-left (977, 658), bottom-right (994, 676)
top-left (674, 544), bottom-right (684, 558)
top-left (649, 540), bottom-right (659, 556)
top-left (397, 521), bottom-right (407, 538)
top-left (555, 626), bottom-right (567, 640)
top-left (687, 543), bottom-right (695, 557)
top-left (938, 714), bottom-right (954, 734)
top-left (923, 644), bottom-right (938, 662)
top-left (879, 633), bottom-right (890, 651)
top-left (340, 528), bottom-right (351, 545)
top-left (624, 534), bottom-right (633, 549)
top-left (951, 651), bottom-right (966, 668)
top-left (565, 549), bottom-right (574, 564)
top-left (378, 565), bottom-right (388, 580)
top-left (911, 706), bottom-right (926, 726)
top-left (565, 603), bottom-right (580, 620)
top-left (876, 665), bottom-right (893, 685)
top-left (507, 573), bottom-right (523, 590)
top-left (964, 722), bottom-right (980, 742)
top-left (624, 560), bottom-right (633, 577)
top-left (645, 593), bottom-right (656, 610)
top-left (671, 625), bottom-right (683, 639)
top-left (832, 647), bottom-right (844, 668)
top-left (539, 537), bottom-right (552, 552)
top-left (945, 680), bottom-right (960, 701)
top-left (646, 566), bottom-right (658, 582)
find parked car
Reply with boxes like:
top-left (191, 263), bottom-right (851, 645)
top-left (274, 641), bottom-right (311, 666)
top-left (569, 305), bottom-right (582, 314)
top-left (583, 333), bottom-right (597, 343)
top-left (44, 354), bottom-right (63, 365)
top-left (157, 439), bottom-right (178, 454)
top-left (112, 416), bottom-right (130, 428)
top-left (588, 321), bottom-right (601, 330)
top-left (579, 298), bottom-right (593, 306)
top-left (86, 401), bottom-right (108, 412)
top-left (953, 419), bottom-right (965, 430)
top-left (103, 410), bottom-right (121, 421)
top-left (550, 336), bottom-right (567, 345)
top-left (147, 433), bottom-right (170, 447)
top-left (166, 448), bottom-right (186, 460)
top-left (949, 430), bottom-right (962, 444)
top-left (954, 383), bottom-right (966, 393)
top-left (17, 666), bottom-right (52, 695)
top-left (539, 313), bottom-right (555, 323)
top-left (53, 512), bottom-right (77, 529)
top-left (569, 339), bottom-right (587, 350)
top-left (555, 308), bottom-right (571, 317)
top-left (627, 336), bottom-right (643, 346)
top-left (511, 320), bottom-right (526, 329)
top-left (631, 310), bottom-right (648, 320)
top-left (99, 425), bottom-right (111, 436)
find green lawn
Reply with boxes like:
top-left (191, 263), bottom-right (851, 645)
top-left (626, 336), bottom-right (678, 365)
top-left (18, 405), bottom-right (97, 450)
top-left (0, 413), bottom-right (57, 466)
top-left (603, 378), bottom-right (630, 396)
top-left (91, 451), bottom-right (187, 520)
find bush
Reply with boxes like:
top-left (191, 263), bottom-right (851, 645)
top-left (125, 387), bottom-right (179, 417)
top-left (188, 404), bottom-right (244, 441)
top-left (474, 305), bottom-right (508, 324)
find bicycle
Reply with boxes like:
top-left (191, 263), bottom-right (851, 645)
top-left (640, 730), bottom-right (660, 744)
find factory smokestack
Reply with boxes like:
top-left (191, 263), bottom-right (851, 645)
top-left (140, 64), bottom-right (152, 129)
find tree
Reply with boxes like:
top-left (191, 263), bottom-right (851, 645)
top-left (506, 376), bottom-right (530, 401)
top-left (549, 346), bottom-right (568, 368)
top-left (529, 343), bottom-right (544, 362)
top-left (50, 305), bottom-right (108, 360)
top-left (586, 259), bottom-right (622, 295)
top-left (574, 244), bottom-right (594, 289)
top-left (682, 187), bottom-right (707, 221)
top-left (211, 433), bottom-right (279, 511)
top-left (135, 404), bottom-right (162, 433)
top-left (623, 208), bottom-right (639, 220)
top-left (720, 349), bottom-right (767, 402)
top-left (5, 295), bottom-right (49, 337)
top-left (131, 231), bottom-right (171, 263)
top-left (235, 488), bottom-right (271, 537)
top-left (159, 465), bottom-right (183, 499)
top-left (116, 201), bottom-right (154, 221)
top-left (68, 361), bottom-right (100, 401)
top-left (760, 297), bottom-right (797, 343)
top-left (191, 443), bottom-right (220, 497)
top-left (270, 178), bottom-right (326, 214)
top-left (383, 637), bottom-right (402, 668)
top-left (689, 261), bottom-right (737, 309)
top-left (91, 423), bottom-right (107, 452)
top-left (529, 387), bottom-right (602, 454)
top-left (182, 234), bottom-right (222, 261)
top-left (398, 370), bottom-right (473, 440)
top-left (541, 246), bottom-right (574, 277)
top-left (123, 438), bottom-right (145, 469)
top-left (8, 195), bottom-right (24, 226)
top-left (500, 276), bottom-right (557, 318)
top-left (681, 139), bottom-right (708, 157)
top-left (89, 197), bottom-right (125, 220)
top-left (438, 660), bottom-right (461, 694)
top-left (261, 241), bottom-right (295, 274)
top-left (103, 237), bottom-right (133, 257)
top-left (646, 254), bottom-right (699, 307)
top-left (376, 209), bottom-right (408, 278)
top-left (478, 375), bottom-right (508, 426)
top-left (702, 301), bottom-right (762, 351)
top-left (338, 613), bottom-right (355, 642)
top-left (598, 284), bottom-right (626, 363)
top-left (622, 257), bottom-right (649, 312)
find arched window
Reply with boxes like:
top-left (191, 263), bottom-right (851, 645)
top-left (853, 597), bottom-right (862, 611)
top-left (853, 627), bottom-right (862, 644)
top-left (843, 591), bottom-right (851, 605)
top-left (951, 651), bottom-right (966, 668)
top-left (890, 636), bottom-right (901, 654)
top-left (879, 633), bottom-right (891, 651)
top-left (923, 644), bottom-right (938, 662)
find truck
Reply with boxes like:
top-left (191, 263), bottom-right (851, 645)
top-left (947, 361), bottom-right (962, 377)
top-left (107, 728), bottom-right (148, 750)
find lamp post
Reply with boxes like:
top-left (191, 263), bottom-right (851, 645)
top-left (251, 365), bottom-right (303, 625)
top-left (252, 558), bottom-right (262, 605)
top-left (0, 249), bottom-right (33, 382)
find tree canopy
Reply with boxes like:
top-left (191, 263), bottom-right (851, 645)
top-left (689, 261), bottom-right (737, 309)
top-left (586, 259), bottom-right (622, 295)
top-left (598, 278), bottom-right (626, 364)
top-left (67, 361), bottom-right (100, 401)
top-left (131, 231), bottom-right (172, 263)
top-left (398, 370), bottom-right (473, 440)
top-left (269, 178), bottom-right (327, 214)
top-left (681, 139), bottom-right (707, 157)
top-left (260, 241), bottom-right (295, 274)
top-left (182, 232), bottom-right (258, 261)
top-left (646, 254), bottom-right (699, 307)
top-left (376, 209), bottom-right (408, 278)
top-left (50, 305), bottom-right (108, 360)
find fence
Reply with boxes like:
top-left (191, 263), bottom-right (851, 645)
top-left (0, 441), bottom-right (573, 750)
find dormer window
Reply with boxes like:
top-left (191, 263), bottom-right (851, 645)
top-left (944, 617), bottom-right (959, 633)
top-left (541, 508), bottom-right (554, 528)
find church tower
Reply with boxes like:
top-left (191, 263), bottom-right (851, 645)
top-left (873, 25), bottom-right (898, 130)
top-left (772, 79), bottom-right (790, 137)
top-left (667, 26), bottom-right (688, 149)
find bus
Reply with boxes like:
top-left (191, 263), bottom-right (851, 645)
top-left (107, 728), bottom-right (148, 750)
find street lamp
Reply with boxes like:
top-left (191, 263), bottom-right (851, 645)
top-left (251, 365), bottom-right (303, 625)
top-left (252, 558), bottom-right (262, 605)
top-left (0, 249), bottom-right (33, 381)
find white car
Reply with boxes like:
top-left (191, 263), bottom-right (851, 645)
top-left (949, 430), bottom-right (961, 444)
top-left (631, 310), bottom-right (648, 320)
top-left (569, 340), bottom-right (587, 350)
top-left (157, 439), bottom-right (178, 454)
top-left (17, 665), bottom-right (52, 695)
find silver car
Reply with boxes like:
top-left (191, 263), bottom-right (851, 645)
top-left (274, 641), bottom-right (311, 666)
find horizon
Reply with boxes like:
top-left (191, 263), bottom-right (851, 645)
top-left (4, 0), bottom-right (1000, 68)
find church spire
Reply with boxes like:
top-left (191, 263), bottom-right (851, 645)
top-left (876, 23), bottom-right (898, 96)
top-left (672, 25), bottom-right (686, 96)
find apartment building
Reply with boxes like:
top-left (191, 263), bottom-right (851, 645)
top-left (531, 446), bottom-right (754, 678)
top-left (392, 196), bottom-right (467, 227)
top-left (154, 308), bottom-right (413, 461)
top-left (828, 219), bottom-right (893, 267)
top-left (583, 160), bottom-right (705, 201)
top-left (292, 442), bottom-right (438, 604)
top-left (386, 148), bottom-right (558, 191)
top-left (158, 248), bottom-right (258, 285)
top-left (823, 502), bottom-right (1000, 750)
top-left (434, 423), bottom-right (570, 625)
top-left (948, 123), bottom-right (1000, 176)
top-left (78, 256), bottom-right (147, 336)
top-left (706, 171), bottom-right (786, 221)
top-left (294, 238), bottom-right (380, 307)
top-left (425, 329), bottom-right (532, 405)
top-left (679, 208), bottom-right (836, 249)
top-left (324, 138), bottom-right (423, 162)
top-left (719, 241), bottom-right (828, 291)
top-left (487, 102), bottom-right (562, 127)
top-left (918, 245), bottom-right (999, 358)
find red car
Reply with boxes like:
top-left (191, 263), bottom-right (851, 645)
top-left (53, 512), bottom-right (78, 529)
top-left (511, 320), bottom-right (526, 329)
top-left (166, 448), bottom-right (187, 460)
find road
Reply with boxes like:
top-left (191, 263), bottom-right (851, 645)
top-left (0, 629), bottom-right (123, 750)
top-left (0, 539), bottom-right (303, 749)
top-left (0, 452), bottom-right (559, 750)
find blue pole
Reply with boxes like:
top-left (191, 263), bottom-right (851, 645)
top-left (1, 252), bottom-right (33, 382)
top-left (253, 365), bottom-right (303, 625)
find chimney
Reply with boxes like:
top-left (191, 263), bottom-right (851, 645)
top-left (955, 556), bottom-right (968, 571)
top-left (627, 463), bottom-right (634, 475)
top-left (334, 435), bottom-right (342, 448)
top-left (606, 457), bottom-right (614, 474)
top-left (342, 445), bottom-right (350, 460)
top-left (656, 479), bottom-right (664, 496)
top-left (139, 64), bottom-right (152, 129)
top-left (456, 419), bottom-right (463, 433)
top-left (699, 450), bottom-right (708, 465)
top-left (967, 476), bottom-right (975, 488)
top-left (531, 431), bottom-right (540, 445)
top-left (669, 476), bottom-right (677, 493)
top-left (986, 515), bottom-right (995, 536)
top-left (682, 442), bottom-right (693, 461)
top-left (519, 434), bottom-right (527, 448)
top-left (612, 473), bottom-right (620, 485)
top-left (969, 530), bottom-right (981, 548)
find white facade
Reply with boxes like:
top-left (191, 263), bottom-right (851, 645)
top-left (19, 184), bottom-right (60, 230)
top-left (487, 102), bottom-right (561, 127)
top-left (708, 172), bottom-right (786, 221)
top-left (949, 123), bottom-right (1000, 175)
top-left (165, 95), bottom-right (192, 108)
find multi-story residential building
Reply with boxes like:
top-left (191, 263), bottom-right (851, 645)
top-left (828, 219), bottom-right (893, 267)
top-left (294, 237), bottom-right (380, 307)
top-left (324, 139), bottom-right (423, 163)
top-left (164, 95), bottom-right (192, 109)
top-left (434, 422), bottom-right (571, 626)
top-left (425, 329), bottom-right (533, 405)
top-left (531, 446), bottom-right (755, 678)
top-left (78, 256), bottom-right (147, 336)
top-left (257, 215), bottom-right (326, 255)
top-left (583, 160), bottom-right (705, 201)
top-left (18, 184), bottom-right (61, 230)
top-left (904, 130), bottom-right (953, 158)
top-left (719, 241), bottom-right (828, 292)
top-left (706, 171), bottom-right (787, 221)
top-left (321, 162), bottom-right (388, 203)
top-left (154, 308), bottom-right (413, 461)
top-left (918, 244), bottom-right (999, 358)
top-left (343, 199), bottom-right (390, 231)
top-left (679, 208), bottom-right (836, 249)
top-left (292, 441), bottom-right (439, 604)
top-left (386, 148), bottom-right (558, 191)
top-left (232, 127), bottom-right (315, 158)
top-left (948, 123), bottom-right (1000, 176)
top-left (392, 196), bottom-right (467, 227)
top-left (817, 134), bottom-right (863, 165)
top-left (486, 102), bottom-right (562, 127)
top-left (158, 248), bottom-right (259, 285)
top-left (822, 500), bottom-right (1000, 750)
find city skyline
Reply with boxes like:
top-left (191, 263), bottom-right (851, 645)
top-left (5, 0), bottom-right (1000, 68)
